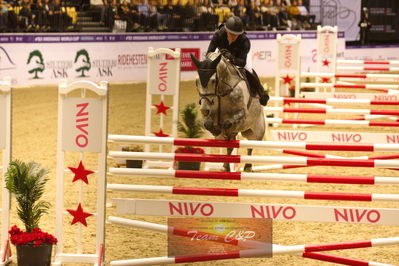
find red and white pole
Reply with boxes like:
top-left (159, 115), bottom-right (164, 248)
top-left (109, 168), bottom-right (399, 185)
top-left (108, 135), bottom-right (399, 152)
top-left (107, 184), bottom-right (399, 202)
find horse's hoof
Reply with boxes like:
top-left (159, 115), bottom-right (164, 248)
top-left (243, 167), bottom-right (252, 172)
top-left (243, 164), bottom-right (253, 172)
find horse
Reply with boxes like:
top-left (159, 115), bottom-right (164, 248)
top-left (190, 52), bottom-right (265, 172)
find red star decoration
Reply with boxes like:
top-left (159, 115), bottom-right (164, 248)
top-left (281, 75), bottom-right (294, 84)
top-left (322, 59), bottom-right (330, 66)
top-left (153, 129), bottom-right (169, 137)
top-left (67, 203), bottom-right (93, 227)
top-left (68, 161), bottom-right (94, 184)
top-left (321, 77), bottom-right (331, 83)
top-left (153, 101), bottom-right (170, 115)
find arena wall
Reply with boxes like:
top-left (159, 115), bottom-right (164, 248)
top-left (0, 31), bottom-right (344, 85)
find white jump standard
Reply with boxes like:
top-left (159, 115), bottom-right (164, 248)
top-left (53, 80), bottom-right (108, 266)
top-left (0, 77), bottom-right (12, 265)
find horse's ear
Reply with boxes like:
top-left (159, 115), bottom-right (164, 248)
top-left (210, 54), bottom-right (222, 68)
top-left (190, 54), bottom-right (201, 69)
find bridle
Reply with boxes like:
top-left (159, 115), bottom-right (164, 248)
top-left (197, 58), bottom-right (249, 129)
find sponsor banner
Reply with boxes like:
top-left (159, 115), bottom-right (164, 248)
top-left (277, 41), bottom-right (300, 72)
top-left (147, 52), bottom-right (179, 95)
top-left (317, 31), bottom-right (336, 72)
top-left (0, 94), bottom-right (6, 149)
top-left (302, 92), bottom-right (399, 100)
top-left (112, 198), bottom-right (399, 225)
top-left (0, 32), bottom-right (344, 85)
top-left (0, 32), bottom-right (345, 43)
top-left (270, 130), bottom-right (399, 144)
top-left (318, 32), bottom-right (335, 57)
top-left (167, 218), bottom-right (272, 257)
top-left (179, 48), bottom-right (200, 71)
top-left (62, 98), bottom-right (103, 152)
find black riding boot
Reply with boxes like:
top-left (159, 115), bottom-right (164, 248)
top-left (245, 69), bottom-right (269, 106)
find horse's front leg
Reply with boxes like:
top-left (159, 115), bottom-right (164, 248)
top-left (223, 147), bottom-right (233, 172)
top-left (223, 135), bottom-right (236, 172)
top-left (243, 148), bottom-right (253, 172)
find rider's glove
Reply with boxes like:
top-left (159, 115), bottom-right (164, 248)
top-left (220, 49), bottom-right (234, 61)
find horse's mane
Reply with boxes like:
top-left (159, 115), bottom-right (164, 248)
top-left (214, 53), bottom-right (245, 90)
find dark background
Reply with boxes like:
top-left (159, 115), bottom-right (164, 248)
top-left (362, 0), bottom-right (398, 43)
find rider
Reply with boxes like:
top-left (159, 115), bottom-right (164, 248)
top-left (206, 15), bottom-right (269, 106)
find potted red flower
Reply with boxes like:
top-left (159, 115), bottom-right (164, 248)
top-left (176, 103), bottom-right (205, 170)
top-left (5, 160), bottom-right (57, 266)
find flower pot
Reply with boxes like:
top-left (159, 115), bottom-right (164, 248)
top-left (177, 161), bottom-right (201, 170)
top-left (126, 160), bottom-right (143, 168)
top-left (300, 87), bottom-right (315, 92)
top-left (16, 244), bottom-right (53, 266)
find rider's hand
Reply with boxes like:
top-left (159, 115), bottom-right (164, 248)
top-left (219, 48), bottom-right (229, 54)
top-left (220, 49), bottom-right (234, 61)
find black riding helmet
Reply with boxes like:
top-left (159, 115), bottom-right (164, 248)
top-left (225, 16), bottom-right (244, 35)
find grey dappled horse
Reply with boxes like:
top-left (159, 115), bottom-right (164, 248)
top-left (190, 52), bottom-right (265, 172)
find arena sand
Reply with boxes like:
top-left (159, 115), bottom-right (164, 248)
top-left (6, 80), bottom-right (399, 265)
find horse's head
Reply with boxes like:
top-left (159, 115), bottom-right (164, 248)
top-left (190, 53), bottom-right (222, 135)
top-left (190, 52), bottom-right (248, 137)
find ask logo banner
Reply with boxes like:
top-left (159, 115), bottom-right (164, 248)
top-left (27, 50), bottom-right (45, 79)
top-left (26, 49), bottom-right (94, 80)
top-left (74, 49), bottom-right (91, 77)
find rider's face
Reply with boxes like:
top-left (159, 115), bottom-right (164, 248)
top-left (227, 31), bottom-right (240, 43)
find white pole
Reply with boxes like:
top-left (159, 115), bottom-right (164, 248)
top-left (144, 47), bottom-right (154, 157)
top-left (337, 59), bottom-right (399, 65)
top-left (55, 79), bottom-right (67, 257)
